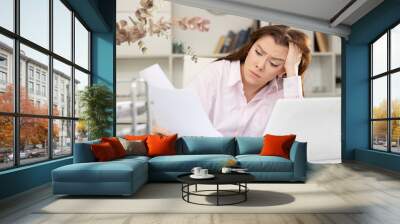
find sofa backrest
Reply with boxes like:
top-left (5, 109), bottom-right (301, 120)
top-left (235, 137), bottom-right (263, 155)
top-left (73, 139), bottom-right (100, 163)
top-left (176, 136), bottom-right (236, 155)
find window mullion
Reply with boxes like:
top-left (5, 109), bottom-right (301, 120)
top-left (48, 0), bottom-right (54, 160)
top-left (13, 0), bottom-right (20, 167)
top-left (71, 11), bottom-right (76, 154)
top-left (388, 30), bottom-right (391, 153)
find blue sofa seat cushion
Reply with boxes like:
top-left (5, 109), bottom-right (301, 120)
top-left (52, 159), bottom-right (147, 183)
top-left (236, 155), bottom-right (293, 172)
top-left (176, 136), bottom-right (236, 155)
top-left (149, 154), bottom-right (235, 172)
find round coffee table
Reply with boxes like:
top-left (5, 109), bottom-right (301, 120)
top-left (177, 172), bottom-right (255, 206)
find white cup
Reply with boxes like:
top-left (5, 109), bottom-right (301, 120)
top-left (221, 167), bottom-right (232, 174)
top-left (200, 169), bottom-right (208, 176)
top-left (191, 167), bottom-right (202, 176)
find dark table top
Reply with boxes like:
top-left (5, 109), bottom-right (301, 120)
top-left (177, 172), bottom-right (255, 185)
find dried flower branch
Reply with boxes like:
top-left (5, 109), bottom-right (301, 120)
top-left (116, 0), bottom-right (210, 59)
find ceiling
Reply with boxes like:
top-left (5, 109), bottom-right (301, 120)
top-left (167, 0), bottom-right (384, 38)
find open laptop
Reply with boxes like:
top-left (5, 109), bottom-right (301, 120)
top-left (264, 97), bottom-right (341, 164)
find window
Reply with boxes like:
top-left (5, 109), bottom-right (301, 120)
top-left (0, 54), bottom-right (7, 67)
top-left (0, 71), bottom-right (6, 85)
top-left (0, 116), bottom-right (13, 170)
top-left (20, 0), bottom-right (49, 49)
top-left (28, 67), bottom-right (34, 80)
top-left (36, 83), bottom-right (40, 95)
top-left (42, 85), bottom-right (46, 97)
top-left (74, 69), bottom-right (89, 118)
top-left (53, 59), bottom-right (71, 116)
top-left (371, 23), bottom-right (400, 154)
top-left (0, 54), bottom-right (7, 88)
top-left (53, 0), bottom-right (72, 60)
top-left (75, 17), bottom-right (89, 70)
top-left (0, 0), bottom-right (14, 32)
top-left (0, 34), bottom-right (13, 113)
top-left (35, 70), bottom-right (41, 81)
top-left (0, 1), bottom-right (91, 170)
top-left (28, 81), bottom-right (34, 94)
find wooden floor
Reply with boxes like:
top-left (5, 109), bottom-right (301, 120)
top-left (1, 162), bottom-right (400, 224)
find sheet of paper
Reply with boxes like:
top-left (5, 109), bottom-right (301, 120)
top-left (139, 64), bottom-right (221, 137)
top-left (139, 64), bottom-right (174, 90)
top-left (148, 85), bottom-right (222, 137)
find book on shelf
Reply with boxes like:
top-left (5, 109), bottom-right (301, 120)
top-left (228, 31), bottom-right (240, 52)
top-left (236, 27), bottom-right (251, 49)
top-left (221, 30), bottom-right (235, 53)
top-left (213, 36), bottom-right (225, 54)
top-left (215, 27), bottom-right (253, 54)
top-left (314, 32), bottom-right (330, 52)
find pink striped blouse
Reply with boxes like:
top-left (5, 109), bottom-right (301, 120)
top-left (187, 59), bottom-right (303, 137)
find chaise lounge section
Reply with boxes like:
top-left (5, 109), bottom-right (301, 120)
top-left (52, 136), bottom-right (307, 196)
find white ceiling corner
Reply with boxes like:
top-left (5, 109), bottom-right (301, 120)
top-left (167, 0), bottom-right (384, 38)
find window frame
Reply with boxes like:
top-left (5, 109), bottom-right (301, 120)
top-left (370, 20), bottom-right (400, 154)
top-left (0, 0), bottom-right (92, 171)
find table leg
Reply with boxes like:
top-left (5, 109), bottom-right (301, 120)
top-left (195, 184), bottom-right (197, 192)
top-left (217, 184), bottom-right (219, 206)
top-left (187, 184), bottom-right (190, 202)
top-left (245, 183), bottom-right (247, 201)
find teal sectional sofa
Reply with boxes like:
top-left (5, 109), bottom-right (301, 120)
top-left (52, 136), bottom-right (307, 196)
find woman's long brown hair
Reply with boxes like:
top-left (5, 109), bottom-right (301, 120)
top-left (217, 25), bottom-right (312, 78)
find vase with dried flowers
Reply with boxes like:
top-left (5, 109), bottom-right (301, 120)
top-left (116, 0), bottom-right (210, 62)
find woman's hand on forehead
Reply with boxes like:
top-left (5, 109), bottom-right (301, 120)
top-left (284, 42), bottom-right (302, 77)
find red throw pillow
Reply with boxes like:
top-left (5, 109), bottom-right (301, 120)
top-left (91, 142), bottom-right (117, 161)
top-left (259, 134), bottom-right (296, 159)
top-left (146, 134), bottom-right (177, 157)
top-left (101, 137), bottom-right (127, 158)
top-left (124, 135), bottom-right (148, 141)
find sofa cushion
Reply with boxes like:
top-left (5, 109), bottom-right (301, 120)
top-left (147, 134), bottom-right (178, 157)
top-left (176, 136), bottom-right (236, 155)
top-left (91, 142), bottom-right (118, 161)
top-left (101, 137), bottom-right (127, 158)
top-left (236, 155), bottom-right (293, 172)
top-left (119, 138), bottom-right (148, 156)
top-left (148, 154), bottom-right (235, 172)
top-left (236, 137), bottom-right (263, 155)
top-left (52, 158), bottom-right (147, 183)
top-left (260, 134), bottom-right (296, 159)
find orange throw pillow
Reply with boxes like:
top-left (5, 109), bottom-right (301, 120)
top-left (146, 134), bottom-right (177, 157)
top-left (124, 135), bottom-right (148, 141)
top-left (101, 137), bottom-right (127, 158)
top-left (91, 142), bottom-right (117, 161)
top-left (260, 134), bottom-right (296, 159)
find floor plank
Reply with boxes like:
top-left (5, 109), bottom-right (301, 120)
top-left (1, 162), bottom-right (400, 224)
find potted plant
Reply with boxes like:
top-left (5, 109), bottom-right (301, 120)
top-left (79, 84), bottom-right (113, 140)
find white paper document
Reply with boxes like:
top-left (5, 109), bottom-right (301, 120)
top-left (139, 64), bottom-right (222, 137)
top-left (139, 64), bottom-right (174, 90)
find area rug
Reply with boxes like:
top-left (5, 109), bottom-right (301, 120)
top-left (37, 183), bottom-right (362, 214)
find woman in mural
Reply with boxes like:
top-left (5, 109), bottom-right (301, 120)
top-left (155, 25), bottom-right (311, 137)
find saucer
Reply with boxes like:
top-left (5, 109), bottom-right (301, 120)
top-left (190, 174), bottom-right (215, 179)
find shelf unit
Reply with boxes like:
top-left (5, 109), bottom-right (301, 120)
top-left (115, 79), bottom-right (150, 136)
